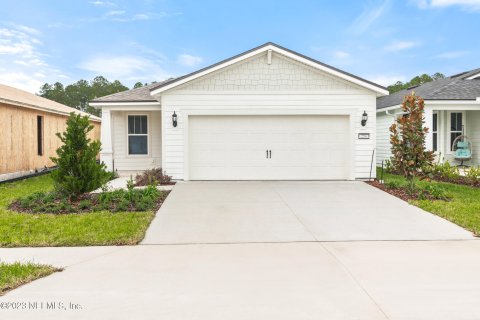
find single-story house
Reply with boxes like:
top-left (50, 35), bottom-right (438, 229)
top-left (0, 83), bottom-right (101, 182)
top-left (90, 42), bottom-right (388, 180)
top-left (377, 68), bottom-right (480, 166)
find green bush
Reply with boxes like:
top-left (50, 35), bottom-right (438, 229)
top-left (50, 113), bottom-right (110, 199)
top-left (385, 180), bottom-right (402, 189)
top-left (78, 200), bottom-right (92, 210)
top-left (429, 161), bottom-right (460, 180)
top-left (422, 184), bottom-right (448, 200)
top-left (466, 166), bottom-right (480, 182)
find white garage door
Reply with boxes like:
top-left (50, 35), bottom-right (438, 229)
top-left (188, 115), bottom-right (351, 180)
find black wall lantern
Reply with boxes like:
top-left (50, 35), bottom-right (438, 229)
top-left (172, 111), bottom-right (178, 127)
top-left (361, 110), bottom-right (368, 127)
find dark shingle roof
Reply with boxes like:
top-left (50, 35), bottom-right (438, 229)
top-left (91, 80), bottom-right (174, 103)
top-left (377, 68), bottom-right (480, 109)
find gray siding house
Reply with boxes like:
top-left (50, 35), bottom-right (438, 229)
top-left (376, 68), bottom-right (480, 166)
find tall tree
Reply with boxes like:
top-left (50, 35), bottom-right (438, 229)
top-left (39, 76), bottom-right (130, 117)
top-left (389, 94), bottom-right (434, 191)
top-left (387, 72), bottom-right (445, 94)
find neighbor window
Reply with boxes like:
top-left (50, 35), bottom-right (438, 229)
top-left (128, 115), bottom-right (148, 155)
top-left (37, 115), bottom-right (43, 156)
top-left (450, 112), bottom-right (463, 151)
top-left (432, 113), bottom-right (437, 152)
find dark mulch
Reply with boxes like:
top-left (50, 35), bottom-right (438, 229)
top-left (367, 180), bottom-right (438, 202)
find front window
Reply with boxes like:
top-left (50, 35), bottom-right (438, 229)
top-left (128, 115), bottom-right (148, 155)
top-left (450, 112), bottom-right (463, 151)
top-left (432, 113), bottom-right (437, 152)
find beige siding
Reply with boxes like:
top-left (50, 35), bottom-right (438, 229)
top-left (177, 52), bottom-right (365, 92)
top-left (0, 102), bottom-right (100, 176)
top-left (111, 111), bottom-right (162, 172)
top-left (466, 111), bottom-right (480, 165)
top-left (376, 112), bottom-right (395, 166)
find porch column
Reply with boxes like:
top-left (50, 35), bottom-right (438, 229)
top-left (424, 107), bottom-right (433, 151)
top-left (100, 108), bottom-right (114, 171)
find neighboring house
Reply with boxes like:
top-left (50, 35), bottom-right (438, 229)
top-left (377, 68), bottom-right (480, 166)
top-left (90, 42), bottom-right (388, 181)
top-left (0, 83), bottom-right (101, 182)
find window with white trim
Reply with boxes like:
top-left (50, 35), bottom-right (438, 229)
top-left (432, 113), bottom-right (438, 152)
top-left (128, 115), bottom-right (148, 155)
top-left (450, 112), bottom-right (463, 151)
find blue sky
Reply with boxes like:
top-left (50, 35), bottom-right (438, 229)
top-left (1, 0), bottom-right (479, 92)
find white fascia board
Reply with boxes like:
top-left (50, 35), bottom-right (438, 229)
top-left (376, 105), bottom-right (401, 113)
top-left (89, 101), bottom-right (161, 108)
top-left (150, 44), bottom-right (388, 97)
top-left (425, 100), bottom-right (480, 105)
top-left (466, 72), bottom-right (480, 80)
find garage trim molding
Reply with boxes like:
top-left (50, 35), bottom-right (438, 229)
top-left (181, 108), bottom-right (357, 180)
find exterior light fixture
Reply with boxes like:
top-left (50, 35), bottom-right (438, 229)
top-left (172, 111), bottom-right (178, 127)
top-left (361, 110), bottom-right (368, 127)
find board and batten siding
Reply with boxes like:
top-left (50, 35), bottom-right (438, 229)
top-left (111, 111), bottom-right (162, 172)
top-left (157, 52), bottom-right (378, 180)
top-left (0, 102), bottom-right (100, 177)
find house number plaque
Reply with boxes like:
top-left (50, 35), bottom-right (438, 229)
top-left (358, 133), bottom-right (370, 139)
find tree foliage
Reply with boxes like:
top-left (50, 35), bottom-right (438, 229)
top-left (50, 113), bottom-right (110, 199)
top-left (39, 76), bottom-right (129, 117)
top-left (389, 94), bottom-right (434, 191)
top-left (388, 72), bottom-right (445, 94)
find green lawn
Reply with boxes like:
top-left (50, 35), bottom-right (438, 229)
top-left (0, 262), bottom-right (60, 295)
top-left (378, 168), bottom-right (480, 236)
top-left (0, 175), bottom-right (155, 247)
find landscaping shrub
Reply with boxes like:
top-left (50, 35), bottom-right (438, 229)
top-left (421, 184), bottom-right (449, 200)
top-left (9, 186), bottom-right (169, 214)
top-left (389, 93), bottom-right (434, 192)
top-left (135, 168), bottom-right (173, 186)
top-left (50, 113), bottom-right (111, 199)
top-left (385, 180), bottom-right (402, 189)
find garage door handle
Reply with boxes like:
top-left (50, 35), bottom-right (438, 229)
top-left (269, 150), bottom-right (272, 159)
top-left (266, 150), bottom-right (268, 159)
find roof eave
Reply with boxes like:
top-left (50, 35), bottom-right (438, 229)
top-left (150, 42), bottom-right (389, 97)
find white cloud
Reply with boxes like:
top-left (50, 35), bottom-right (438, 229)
top-left (177, 54), bottom-right (203, 67)
top-left (369, 74), bottom-right (407, 86)
top-left (0, 25), bottom-right (63, 93)
top-left (333, 50), bottom-right (350, 59)
top-left (105, 10), bottom-right (126, 16)
top-left (384, 40), bottom-right (419, 52)
top-left (79, 55), bottom-right (171, 82)
top-left (0, 72), bottom-right (44, 93)
top-left (90, 1), bottom-right (116, 8)
top-left (348, 0), bottom-right (392, 34)
top-left (411, 0), bottom-right (480, 11)
top-left (434, 50), bottom-right (469, 58)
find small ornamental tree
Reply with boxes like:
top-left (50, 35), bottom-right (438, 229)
top-left (389, 93), bottom-right (434, 191)
top-left (50, 113), bottom-right (110, 199)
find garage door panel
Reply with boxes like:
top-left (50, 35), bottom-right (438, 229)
top-left (188, 115), bottom-right (350, 180)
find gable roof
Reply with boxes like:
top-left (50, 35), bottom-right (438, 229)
top-left (0, 83), bottom-right (101, 122)
top-left (90, 80), bottom-right (171, 103)
top-left (377, 68), bottom-right (480, 110)
top-left (150, 42), bottom-right (388, 96)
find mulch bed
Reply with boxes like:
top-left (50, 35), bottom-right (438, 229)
top-left (367, 180), bottom-right (436, 202)
top-left (9, 191), bottom-right (170, 215)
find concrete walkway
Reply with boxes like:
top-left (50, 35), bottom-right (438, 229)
top-left (2, 241), bottom-right (480, 319)
top-left (143, 181), bottom-right (473, 244)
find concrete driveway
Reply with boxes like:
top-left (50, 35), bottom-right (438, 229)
top-left (143, 181), bottom-right (473, 244)
top-left (2, 181), bottom-right (479, 320)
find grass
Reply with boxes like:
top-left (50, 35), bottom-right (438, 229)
top-left (0, 174), bottom-right (156, 247)
top-left (378, 168), bottom-right (480, 236)
top-left (0, 262), bottom-right (61, 295)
